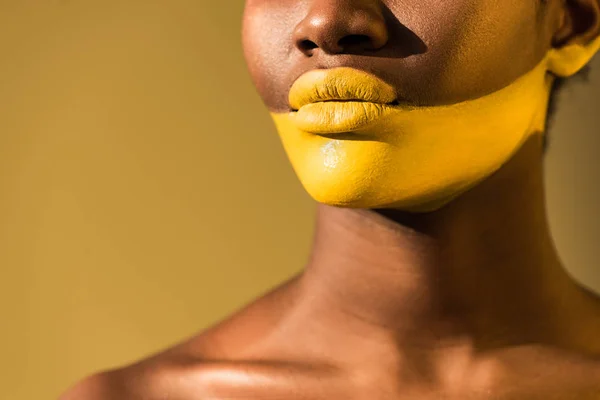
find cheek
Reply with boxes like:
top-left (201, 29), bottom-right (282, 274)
top-left (242, 4), bottom-right (298, 111)
top-left (424, 0), bottom-right (547, 101)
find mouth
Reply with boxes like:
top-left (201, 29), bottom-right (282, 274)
top-left (291, 98), bottom-right (400, 112)
top-left (291, 101), bottom-right (396, 134)
top-left (287, 67), bottom-right (401, 134)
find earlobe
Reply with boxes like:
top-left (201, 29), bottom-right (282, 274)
top-left (546, 35), bottom-right (600, 77)
top-left (546, 0), bottom-right (600, 77)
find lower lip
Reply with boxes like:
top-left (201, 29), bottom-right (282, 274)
top-left (292, 101), bottom-right (394, 134)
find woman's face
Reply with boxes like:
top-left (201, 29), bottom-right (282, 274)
top-left (241, 0), bottom-right (563, 211)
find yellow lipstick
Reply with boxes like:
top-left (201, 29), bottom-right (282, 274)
top-left (288, 67), bottom-right (397, 134)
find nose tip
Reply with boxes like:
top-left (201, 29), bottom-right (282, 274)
top-left (292, 1), bottom-right (389, 55)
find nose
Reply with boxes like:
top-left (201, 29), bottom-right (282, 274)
top-left (292, 0), bottom-right (389, 55)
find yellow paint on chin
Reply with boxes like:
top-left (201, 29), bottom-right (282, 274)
top-left (271, 56), bottom-right (554, 212)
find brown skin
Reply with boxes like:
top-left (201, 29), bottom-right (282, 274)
top-left (60, 0), bottom-right (600, 399)
top-left (244, 0), bottom-right (559, 112)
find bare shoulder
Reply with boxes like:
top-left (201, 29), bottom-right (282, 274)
top-left (56, 277), bottom-right (318, 399)
top-left (56, 353), bottom-right (328, 400)
top-left (58, 370), bottom-right (124, 400)
top-left (58, 356), bottom-right (209, 400)
top-left (480, 344), bottom-right (600, 400)
top-left (56, 331), bottom-right (275, 400)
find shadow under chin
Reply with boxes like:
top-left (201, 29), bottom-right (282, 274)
top-left (372, 207), bottom-right (436, 235)
top-left (372, 133), bottom-right (547, 235)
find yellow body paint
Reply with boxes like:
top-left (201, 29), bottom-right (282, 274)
top-left (271, 38), bottom-right (600, 212)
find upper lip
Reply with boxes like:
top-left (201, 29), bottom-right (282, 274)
top-left (288, 67), bottom-right (399, 111)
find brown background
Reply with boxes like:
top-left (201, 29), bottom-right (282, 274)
top-left (0, 2), bottom-right (598, 399)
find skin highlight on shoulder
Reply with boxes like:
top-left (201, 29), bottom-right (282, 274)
top-left (58, 345), bottom-right (600, 400)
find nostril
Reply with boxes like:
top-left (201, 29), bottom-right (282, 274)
top-left (338, 34), bottom-right (373, 49)
top-left (298, 39), bottom-right (318, 53)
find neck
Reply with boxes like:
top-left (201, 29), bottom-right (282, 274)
top-left (296, 134), bottom-right (597, 356)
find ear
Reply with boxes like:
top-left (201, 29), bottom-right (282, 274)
top-left (547, 0), bottom-right (600, 77)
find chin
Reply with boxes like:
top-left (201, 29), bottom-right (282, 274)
top-left (298, 170), bottom-right (475, 212)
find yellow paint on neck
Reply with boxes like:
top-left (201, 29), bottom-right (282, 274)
top-left (269, 54), bottom-right (557, 212)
